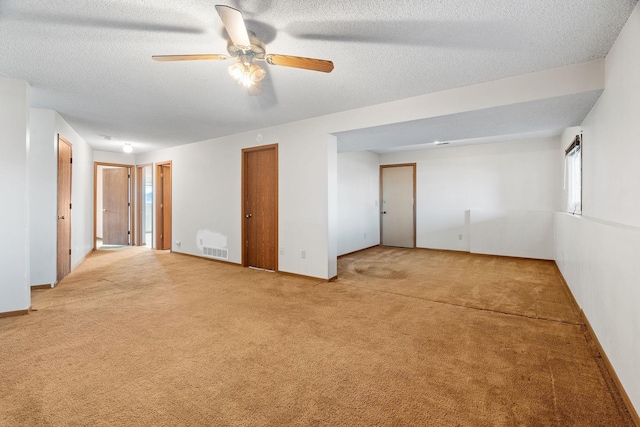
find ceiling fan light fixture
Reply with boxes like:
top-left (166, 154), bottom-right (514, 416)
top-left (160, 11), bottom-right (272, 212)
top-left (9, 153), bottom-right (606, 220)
top-left (249, 64), bottom-right (266, 83)
top-left (228, 62), bottom-right (244, 80)
top-left (228, 61), bottom-right (265, 87)
top-left (238, 70), bottom-right (254, 87)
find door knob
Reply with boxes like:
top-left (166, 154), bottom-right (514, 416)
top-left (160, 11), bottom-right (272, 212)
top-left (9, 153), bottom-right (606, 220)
top-left (58, 215), bottom-right (65, 220)
top-left (245, 213), bottom-right (253, 218)
top-left (382, 211), bottom-right (387, 214)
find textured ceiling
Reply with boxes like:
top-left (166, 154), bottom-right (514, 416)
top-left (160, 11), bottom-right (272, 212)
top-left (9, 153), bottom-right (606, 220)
top-left (0, 0), bottom-right (637, 153)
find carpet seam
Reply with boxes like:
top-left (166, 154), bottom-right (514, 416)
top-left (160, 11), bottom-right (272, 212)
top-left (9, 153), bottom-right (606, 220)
top-left (339, 282), bottom-right (585, 326)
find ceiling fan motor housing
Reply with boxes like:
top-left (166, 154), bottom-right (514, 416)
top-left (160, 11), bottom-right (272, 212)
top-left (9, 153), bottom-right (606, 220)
top-left (226, 32), bottom-right (266, 61)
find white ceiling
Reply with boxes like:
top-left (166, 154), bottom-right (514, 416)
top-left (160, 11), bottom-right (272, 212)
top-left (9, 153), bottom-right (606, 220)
top-left (0, 0), bottom-right (637, 154)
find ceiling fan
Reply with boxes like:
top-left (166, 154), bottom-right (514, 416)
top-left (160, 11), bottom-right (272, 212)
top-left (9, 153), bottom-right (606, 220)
top-left (152, 5), bottom-right (334, 93)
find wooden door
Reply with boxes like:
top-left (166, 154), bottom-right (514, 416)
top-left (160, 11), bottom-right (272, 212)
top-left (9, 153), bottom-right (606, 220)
top-left (102, 168), bottom-right (130, 245)
top-left (381, 164), bottom-right (416, 248)
top-left (156, 162), bottom-right (172, 250)
top-left (57, 136), bottom-right (72, 282)
top-left (242, 144), bottom-right (278, 270)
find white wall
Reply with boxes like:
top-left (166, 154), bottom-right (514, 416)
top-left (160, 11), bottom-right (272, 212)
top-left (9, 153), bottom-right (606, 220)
top-left (380, 137), bottom-right (561, 258)
top-left (29, 109), bottom-right (57, 287)
top-left (470, 209), bottom-right (554, 259)
top-left (555, 3), bottom-right (640, 413)
top-left (327, 135), bottom-right (338, 277)
top-left (277, 127), bottom-right (332, 278)
top-left (135, 123), bottom-right (334, 279)
top-left (94, 150), bottom-right (135, 165)
top-left (337, 151), bottom-right (380, 256)
top-left (27, 108), bottom-right (94, 289)
top-left (556, 214), bottom-right (640, 409)
top-left (136, 139), bottom-right (238, 258)
top-left (0, 77), bottom-right (30, 312)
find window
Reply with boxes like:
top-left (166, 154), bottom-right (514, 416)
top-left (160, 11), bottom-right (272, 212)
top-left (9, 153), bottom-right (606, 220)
top-left (565, 135), bottom-right (582, 214)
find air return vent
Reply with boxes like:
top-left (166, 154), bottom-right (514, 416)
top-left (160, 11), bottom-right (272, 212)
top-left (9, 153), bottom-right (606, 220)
top-left (202, 247), bottom-right (228, 260)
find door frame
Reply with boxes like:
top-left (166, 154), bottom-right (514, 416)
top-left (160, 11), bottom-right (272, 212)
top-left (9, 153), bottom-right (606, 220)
top-left (93, 162), bottom-right (135, 250)
top-left (155, 161), bottom-right (172, 250)
top-left (380, 163), bottom-right (417, 248)
top-left (241, 144), bottom-right (278, 269)
top-left (57, 135), bottom-right (72, 283)
top-left (135, 164), bottom-right (153, 246)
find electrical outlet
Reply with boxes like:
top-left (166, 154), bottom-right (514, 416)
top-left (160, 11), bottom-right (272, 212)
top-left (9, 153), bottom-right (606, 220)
top-left (301, 250), bottom-right (306, 259)
top-left (458, 234), bottom-right (463, 240)
top-left (176, 240), bottom-right (181, 247)
top-left (280, 248), bottom-right (285, 255)
top-left (364, 233), bottom-right (367, 239)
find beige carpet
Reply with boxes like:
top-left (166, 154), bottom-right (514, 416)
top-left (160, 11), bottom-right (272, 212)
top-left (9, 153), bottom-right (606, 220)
top-left (0, 246), bottom-right (633, 426)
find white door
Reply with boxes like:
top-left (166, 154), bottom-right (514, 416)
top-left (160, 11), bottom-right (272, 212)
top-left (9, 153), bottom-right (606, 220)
top-left (381, 165), bottom-right (415, 248)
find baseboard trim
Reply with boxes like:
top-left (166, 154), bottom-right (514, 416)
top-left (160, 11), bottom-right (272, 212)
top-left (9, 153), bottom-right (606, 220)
top-left (276, 270), bottom-right (332, 283)
top-left (52, 248), bottom-right (96, 288)
top-left (172, 251), bottom-right (242, 266)
top-left (581, 309), bottom-right (640, 426)
top-left (31, 283), bottom-right (53, 290)
top-left (74, 248), bottom-right (95, 269)
top-left (174, 251), bottom-right (331, 282)
top-left (554, 266), bottom-right (581, 314)
top-left (555, 265), bottom-right (639, 426)
top-left (0, 309), bottom-right (29, 318)
top-left (337, 244), bottom-right (380, 258)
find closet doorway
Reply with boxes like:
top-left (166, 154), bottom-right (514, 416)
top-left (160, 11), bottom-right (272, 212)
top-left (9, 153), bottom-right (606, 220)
top-left (242, 144), bottom-right (278, 270)
top-left (380, 163), bottom-right (416, 248)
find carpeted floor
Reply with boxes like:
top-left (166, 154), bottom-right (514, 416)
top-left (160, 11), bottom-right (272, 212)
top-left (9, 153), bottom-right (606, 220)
top-left (0, 246), bottom-right (633, 426)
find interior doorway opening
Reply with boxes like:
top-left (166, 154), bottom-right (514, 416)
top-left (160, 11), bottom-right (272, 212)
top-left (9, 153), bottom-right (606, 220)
top-left (94, 163), bottom-right (134, 249)
top-left (136, 164), bottom-right (153, 248)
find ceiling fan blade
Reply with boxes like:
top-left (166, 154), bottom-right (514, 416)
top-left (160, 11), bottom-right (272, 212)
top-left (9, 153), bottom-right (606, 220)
top-left (152, 54), bottom-right (229, 61)
top-left (265, 54), bottom-right (334, 73)
top-left (215, 5), bottom-right (251, 48)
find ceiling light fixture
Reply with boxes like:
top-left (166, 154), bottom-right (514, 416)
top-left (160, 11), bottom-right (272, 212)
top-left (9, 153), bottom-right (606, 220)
top-left (228, 57), bottom-right (266, 88)
top-left (122, 143), bottom-right (133, 153)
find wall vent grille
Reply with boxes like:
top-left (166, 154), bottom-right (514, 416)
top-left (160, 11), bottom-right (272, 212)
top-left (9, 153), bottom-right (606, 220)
top-left (202, 247), bottom-right (228, 260)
